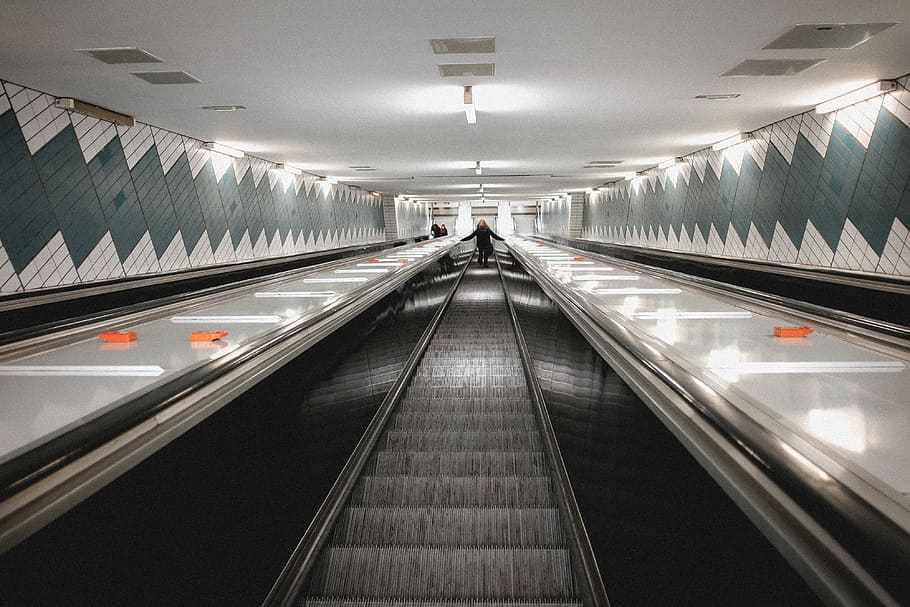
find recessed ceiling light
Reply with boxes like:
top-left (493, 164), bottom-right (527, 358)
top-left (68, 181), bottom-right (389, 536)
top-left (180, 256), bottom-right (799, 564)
top-left (586, 160), bottom-right (622, 166)
top-left (439, 63), bottom-right (495, 77)
top-left (131, 70), bottom-right (203, 84)
top-left (464, 85), bottom-right (476, 124)
top-left (475, 161), bottom-right (482, 175)
top-left (721, 59), bottom-right (825, 77)
top-left (202, 105), bottom-right (246, 112)
top-left (764, 23), bottom-right (898, 50)
top-left (78, 47), bottom-right (163, 64)
top-left (695, 94), bottom-right (741, 100)
top-left (430, 37), bottom-right (495, 54)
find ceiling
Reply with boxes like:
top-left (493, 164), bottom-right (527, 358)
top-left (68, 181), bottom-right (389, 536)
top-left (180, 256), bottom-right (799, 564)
top-left (1, 1), bottom-right (908, 204)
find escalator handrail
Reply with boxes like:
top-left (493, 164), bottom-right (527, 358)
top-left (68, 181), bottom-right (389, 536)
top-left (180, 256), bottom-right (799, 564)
top-left (495, 247), bottom-right (611, 607)
top-left (262, 247), bottom-right (473, 606)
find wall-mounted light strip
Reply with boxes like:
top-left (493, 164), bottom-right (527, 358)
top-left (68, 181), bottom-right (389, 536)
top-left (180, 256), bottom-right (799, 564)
top-left (54, 97), bottom-right (135, 126)
top-left (708, 360), bottom-right (903, 375)
top-left (0, 365), bottom-right (165, 377)
top-left (575, 275), bottom-right (639, 281)
top-left (475, 161), bottom-right (482, 175)
top-left (815, 80), bottom-right (897, 114)
top-left (335, 268), bottom-right (389, 274)
top-left (319, 176), bottom-right (338, 184)
top-left (303, 277), bottom-right (368, 283)
top-left (171, 315), bottom-right (281, 323)
top-left (254, 291), bottom-right (335, 298)
top-left (464, 85), bottom-right (476, 124)
top-left (275, 163), bottom-right (302, 175)
top-left (658, 157), bottom-right (683, 170)
top-left (712, 133), bottom-right (752, 151)
top-left (202, 142), bottom-right (244, 158)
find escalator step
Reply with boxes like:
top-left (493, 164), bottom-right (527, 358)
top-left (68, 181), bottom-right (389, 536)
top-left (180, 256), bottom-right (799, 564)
top-left (408, 376), bottom-right (528, 388)
top-left (405, 387), bottom-right (529, 399)
top-left (331, 506), bottom-right (565, 546)
top-left (381, 430), bottom-right (541, 451)
top-left (300, 599), bottom-right (582, 607)
top-left (349, 476), bottom-right (555, 507)
top-left (397, 398), bottom-right (530, 414)
top-left (304, 546), bottom-right (577, 599)
top-left (365, 450), bottom-right (549, 476)
top-left (388, 413), bottom-right (537, 431)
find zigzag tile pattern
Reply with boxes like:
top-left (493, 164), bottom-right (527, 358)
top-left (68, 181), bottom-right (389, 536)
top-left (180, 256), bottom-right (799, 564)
top-left (0, 79), bottom-right (386, 294)
top-left (570, 77), bottom-right (910, 277)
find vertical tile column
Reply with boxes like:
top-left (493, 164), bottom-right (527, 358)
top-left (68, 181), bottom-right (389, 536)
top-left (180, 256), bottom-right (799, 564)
top-left (568, 192), bottom-right (585, 238)
top-left (381, 195), bottom-right (397, 241)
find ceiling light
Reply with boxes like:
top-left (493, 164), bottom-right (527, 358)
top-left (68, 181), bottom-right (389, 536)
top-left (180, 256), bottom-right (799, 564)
top-left (54, 97), bottom-right (135, 126)
top-left (77, 47), bottom-right (163, 64)
top-left (712, 132), bottom-right (752, 151)
top-left (202, 105), bottom-right (246, 112)
top-left (815, 80), bottom-right (897, 114)
top-left (430, 37), bottom-right (496, 54)
top-left (439, 63), bottom-right (495, 77)
top-left (623, 174), bottom-right (635, 181)
top-left (658, 157), bottom-right (683, 170)
top-left (131, 70), bottom-right (203, 84)
top-left (694, 94), bottom-right (740, 100)
top-left (319, 176), bottom-right (338, 184)
top-left (464, 86), bottom-right (476, 124)
top-left (475, 161), bottom-right (482, 175)
top-left (202, 142), bottom-right (244, 158)
top-left (275, 163), bottom-right (301, 175)
top-left (479, 185), bottom-right (484, 193)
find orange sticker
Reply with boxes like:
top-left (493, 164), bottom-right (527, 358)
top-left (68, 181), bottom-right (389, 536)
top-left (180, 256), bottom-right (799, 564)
top-left (774, 326), bottom-right (813, 338)
top-left (573, 256), bottom-right (585, 261)
top-left (191, 330), bottom-right (228, 342)
top-left (99, 331), bottom-right (137, 343)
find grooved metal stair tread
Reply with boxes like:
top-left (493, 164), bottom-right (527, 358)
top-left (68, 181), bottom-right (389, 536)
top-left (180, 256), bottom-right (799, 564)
top-left (331, 506), bottom-right (565, 546)
top-left (299, 600), bottom-right (582, 607)
top-left (366, 451), bottom-right (549, 476)
top-left (350, 475), bottom-right (556, 507)
top-left (304, 546), bottom-right (577, 598)
top-left (404, 387), bottom-right (529, 399)
top-left (381, 430), bottom-right (542, 451)
top-left (397, 400), bottom-right (532, 414)
top-left (389, 413), bottom-right (538, 431)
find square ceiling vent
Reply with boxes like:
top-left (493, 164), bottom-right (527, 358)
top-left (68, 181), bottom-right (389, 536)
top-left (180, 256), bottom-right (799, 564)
top-left (439, 63), bottom-right (495, 77)
top-left (131, 71), bottom-right (203, 84)
top-left (721, 59), bottom-right (825, 77)
top-left (764, 23), bottom-right (898, 49)
top-left (78, 47), bottom-right (163, 64)
top-left (431, 37), bottom-right (496, 54)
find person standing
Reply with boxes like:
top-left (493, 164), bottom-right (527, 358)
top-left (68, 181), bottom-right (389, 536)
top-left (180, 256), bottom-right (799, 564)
top-left (439, 224), bottom-right (448, 236)
top-left (460, 219), bottom-right (504, 267)
top-left (431, 223), bottom-right (442, 238)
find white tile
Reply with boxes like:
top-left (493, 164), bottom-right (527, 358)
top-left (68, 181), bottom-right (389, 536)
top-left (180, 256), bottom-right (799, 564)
top-left (799, 111), bottom-right (834, 159)
top-left (283, 232), bottom-right (295, 255)
top-left (213, 231), bottom-right (236, 263)
top-left (234, 230), bottom-right (254, 260)
top-left (250, 157), bottom-right (269, 187)
top-left (116, 123), bottom-right (155, 170)
top-left (691, 228), bottom-right (708, 253)
top-left (152, 127), bottom-right (185, 175)
top-left (722, 143), bottom-right (746, 175)
top-left (882, 93), bottom-right (910, 129)
top-left (77, 232), bottom-right (124, 281)
top-left (722, 224), bottom-right (746, 257)
top-left (770, 116), bottom-right (800, 164)
top-left (253, 229), bottom-right (269, 258)
top-left (743, 222), bottom-right (770, 260)
top-left (188, 231), bottom-right (216, 267)
top-left (834, 96), bottom-right (882, 149)
top-left (0, 91), bottom-right (10, 116)
top-left (184, 137), bottom-right (208, 178)
top-left (797, 220), bottom-right (835, 268)
top-left (122, 232), bottom-right (161, 276)
top-left (19, 232), bottom-right (78, 289)
top-left (747, 128), bottom-right (770, 171)
top-left (158, 231), bottom-right (191, 272)
top-left (768, 221), bottom-right (798, 263)
top-left (706, 224), bottom-right (725, 255)
top-left (232, 156), bottom-right (251, 185)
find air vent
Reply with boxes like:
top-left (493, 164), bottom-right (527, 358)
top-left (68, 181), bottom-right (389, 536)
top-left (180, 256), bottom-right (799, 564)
top-left (78, 47), bottom-right (163, 64)
top-left (721, 59), bottom-right (825, 77)
top-left (585, 160), bottom-right (623, 166)
top-left (431, 37), bottom-right (496, 54)
top-left (439, 63), bottom-right (495, 77)
top-left (131, 70), bottom-right (203, 84)
top-left (695, 93), bottom-right (740, 100)
top-left (202, 105), bottom-right (246, 112)
top-left (764, 23), bottom-right (898, 50)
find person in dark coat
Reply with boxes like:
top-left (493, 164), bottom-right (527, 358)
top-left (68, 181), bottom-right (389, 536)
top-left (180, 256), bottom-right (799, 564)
top-left (431, 223), bottom-right (442, 238)
top-left (460, 219), bottom-right (504, 267)
top-left (439, 224), bottom-right (448, 236)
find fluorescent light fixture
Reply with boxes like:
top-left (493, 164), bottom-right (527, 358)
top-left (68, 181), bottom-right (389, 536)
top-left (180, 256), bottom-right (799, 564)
top-left (275, 163), bottom-right (301, 175)
top-left (712, 133), bottom-right (752, 151)
top-left (623, 174), bottom-right (635, 181)
top-left (463, 85), bottom-right (476, 124)
top-left (319, 176), bottom-right (338, 184)
top-left (357, 262), bottom-right (404, 267)
top-left (202, 142), bottom-right (244, 158)
top-left (658, 158), bottom-right (683, 170)
top-left (595, 288), bottom-right (682, 295)
top-left (634, 311), bottom-right (752, 319)
top-left (334, 268), bottom-right (389, 273)
top-left (254, 291), bottom-right (335, 298)
top-left (695, 94), bottom-right (740, 100)
top-left (815, 80), bottom-right (897, 114)
top-left (479, 185), bottom-right (484, 193)
top-left (303, 277), bottom-right (368, 283)
top-left (171, 315), bottom-right (282, 323)
top-left (54, 97), bottom-right (135, 126)
top-left (202, 105), bottom-right (246, 112)
top-left (0, 365), bottom-right (165, 377)
top-left (708, 360), bottom-right (903, 374)
top-left (547, 261), bottom-right (595, 265)
top-left (475, 161), bottom-right (482, 175)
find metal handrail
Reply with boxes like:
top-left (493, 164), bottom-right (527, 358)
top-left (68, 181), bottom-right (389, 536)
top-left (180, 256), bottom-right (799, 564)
top-left (507, 241), bottom-right (908, 605)
top-left (262, 247), bottom-right (472, 606)
top-left (494, 248), bottom-right (611, 607)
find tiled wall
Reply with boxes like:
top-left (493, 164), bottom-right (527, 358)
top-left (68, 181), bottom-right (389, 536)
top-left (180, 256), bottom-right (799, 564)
top-left (545, 75), bottom-right (910, 277)
top-left (536, 194), bottom-right (572, 236)
top-left (394, 198), bottom-right (430, 239)
top-left (0, 79), bottom-right (385, 294)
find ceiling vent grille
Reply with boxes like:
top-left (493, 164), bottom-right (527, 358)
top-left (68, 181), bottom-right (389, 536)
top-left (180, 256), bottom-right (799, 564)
top-left (721, 59), bottom-right (825, 77)
top-left (431, 37), bottom-right (496, 54)
top-left (131, 71), bottom-right (204, 84)
top-left (78, 47), bottom-right (163, 64)
top-left (439, 63), bottom-right (495, 77)
top-left (764, 23), bottom-right (898, 49)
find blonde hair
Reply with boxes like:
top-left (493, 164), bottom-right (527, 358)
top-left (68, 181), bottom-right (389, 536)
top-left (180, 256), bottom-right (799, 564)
top-left (477, 219), bottom-right (489, 228)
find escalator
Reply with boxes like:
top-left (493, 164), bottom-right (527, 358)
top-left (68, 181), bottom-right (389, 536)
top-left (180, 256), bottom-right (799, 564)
top-left (270, 258), bottom-right (606, 605)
